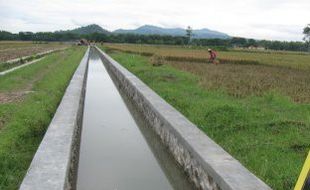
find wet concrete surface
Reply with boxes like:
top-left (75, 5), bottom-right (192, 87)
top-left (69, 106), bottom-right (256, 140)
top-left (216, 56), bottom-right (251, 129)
top-left (76, 49), bottom-right (195, 190)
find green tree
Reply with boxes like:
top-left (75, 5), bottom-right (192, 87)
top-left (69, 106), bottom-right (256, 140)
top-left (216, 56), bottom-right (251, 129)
top-left (186, 26), bottom-right (193, 44)
top-left (303, 24), bottom-right (310, 51)
top-left (247, 39), bottom-right (257, 47)
top-left (231, 37), bottom-right (247, 47)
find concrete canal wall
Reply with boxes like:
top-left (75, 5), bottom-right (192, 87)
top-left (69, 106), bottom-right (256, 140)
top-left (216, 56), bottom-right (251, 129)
top-left (19, 47), bottom-right (89, 190)
top-left (95, 46), bottom-right (271, 190)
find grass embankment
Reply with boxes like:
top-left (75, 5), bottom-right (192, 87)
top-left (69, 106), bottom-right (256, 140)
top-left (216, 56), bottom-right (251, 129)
top-left (104, 49), bottom-right (310, 190)
top-left (0, 46), bottom-right (86, 189)
top-left (0, 53), bottom-right (48, 72)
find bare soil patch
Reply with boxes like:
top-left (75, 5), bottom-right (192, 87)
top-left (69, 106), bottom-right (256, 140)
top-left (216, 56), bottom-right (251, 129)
top-left (0, 91), bottom-right (33, 104)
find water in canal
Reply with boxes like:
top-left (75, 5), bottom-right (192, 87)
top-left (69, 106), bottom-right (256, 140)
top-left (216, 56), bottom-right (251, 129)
top-left (76, 49), bottom-right (195, 190)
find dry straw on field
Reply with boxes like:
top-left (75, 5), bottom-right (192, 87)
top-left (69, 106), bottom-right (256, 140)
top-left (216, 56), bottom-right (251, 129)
top-left (167, 61), bottom-right (310, 103)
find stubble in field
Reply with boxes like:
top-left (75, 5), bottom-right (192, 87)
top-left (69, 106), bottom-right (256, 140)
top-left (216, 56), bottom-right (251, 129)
top-left (167, 61), bottom-right (310, 103)
top-left (0, 41), bottom-right (68, 63)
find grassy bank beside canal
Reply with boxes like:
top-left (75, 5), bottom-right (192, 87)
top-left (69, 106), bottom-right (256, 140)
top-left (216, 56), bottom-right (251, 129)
top-left (104, 49), bottom-right (309, 190)
top-left (0, 46), bottom-right (86, 189)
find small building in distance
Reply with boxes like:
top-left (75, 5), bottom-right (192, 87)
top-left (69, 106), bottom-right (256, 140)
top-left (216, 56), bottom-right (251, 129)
top-left (248, 45), bottom-right (265, 50)
top-left (77, 39), bottom-right (89, 46)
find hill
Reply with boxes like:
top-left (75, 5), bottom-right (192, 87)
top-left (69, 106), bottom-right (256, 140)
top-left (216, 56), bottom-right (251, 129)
top-left (114, 25), bottom-right (230, 39)
top-left (60, 24), bottom-right (110, 35)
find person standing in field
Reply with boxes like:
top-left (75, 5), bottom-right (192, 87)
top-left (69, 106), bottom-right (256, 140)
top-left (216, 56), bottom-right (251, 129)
top-left (208, 49), bottom-right (218, 64)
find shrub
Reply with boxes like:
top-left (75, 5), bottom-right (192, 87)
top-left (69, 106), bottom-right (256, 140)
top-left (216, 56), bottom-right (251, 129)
top-left (150, 55), bottom-right (165, 66)
top-left (19, 58), bottom-right (25, 64)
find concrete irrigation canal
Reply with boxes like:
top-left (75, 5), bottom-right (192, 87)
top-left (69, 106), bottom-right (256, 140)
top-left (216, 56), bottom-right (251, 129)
top-left (77, 49), bottom-right (194, 190)
top-left (19, 46), bottom-right (271, 190)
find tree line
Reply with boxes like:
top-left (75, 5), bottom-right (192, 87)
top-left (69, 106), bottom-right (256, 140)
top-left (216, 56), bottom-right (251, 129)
top-left (0, 30), bottom-right (309, 52)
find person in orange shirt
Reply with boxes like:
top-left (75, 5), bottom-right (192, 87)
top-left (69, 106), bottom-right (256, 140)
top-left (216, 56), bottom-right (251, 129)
top-left (208, 49), bottom-right (218, 64)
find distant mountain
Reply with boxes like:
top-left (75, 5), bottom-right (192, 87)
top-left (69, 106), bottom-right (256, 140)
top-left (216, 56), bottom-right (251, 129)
top-left (193, 28), bottom-right (231, 39)
top-left (114, 25), bottom-right (185, 36)
top-left (58, 24), bottom-right (110, 35)
top-left (114, 25), bottom-right (230, 39)
top-left (58, 24), bottom-right (230, 39)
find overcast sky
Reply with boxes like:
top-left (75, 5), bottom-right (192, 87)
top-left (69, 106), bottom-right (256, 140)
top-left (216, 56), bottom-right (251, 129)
top-left (0, 0), bottom-right (309, 41)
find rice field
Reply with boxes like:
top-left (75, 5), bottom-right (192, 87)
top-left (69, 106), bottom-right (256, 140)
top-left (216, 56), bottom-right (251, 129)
top-left (0, 41), bottom-right (69, 63)
top-left (103, 43), bottom-right (310, 70)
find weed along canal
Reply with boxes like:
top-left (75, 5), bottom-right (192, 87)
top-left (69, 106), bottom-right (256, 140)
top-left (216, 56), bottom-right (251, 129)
top-left (76, 48), bottom-right (195, 190)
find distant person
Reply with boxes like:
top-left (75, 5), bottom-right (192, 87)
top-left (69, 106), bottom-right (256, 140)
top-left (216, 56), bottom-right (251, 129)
top-left (208, 49), bottom-right (218, 64)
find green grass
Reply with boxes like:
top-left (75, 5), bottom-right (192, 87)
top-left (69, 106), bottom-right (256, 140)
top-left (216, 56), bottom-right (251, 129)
top-left (0, 46), bottom-right (86, 189)
top-left (106, 51), bottom-right (310, 190)
top-left (0, 60), bottom-right (24, 72)
top-left (0, 54), bottom-right (45, 72)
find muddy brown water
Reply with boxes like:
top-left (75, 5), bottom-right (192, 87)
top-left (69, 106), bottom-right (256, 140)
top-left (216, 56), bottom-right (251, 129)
top-left (76, 49), bottom-right (195, 190)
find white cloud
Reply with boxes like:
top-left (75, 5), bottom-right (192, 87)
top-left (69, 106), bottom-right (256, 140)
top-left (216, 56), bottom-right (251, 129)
top-left (0, 0), bottom-right (309, 41)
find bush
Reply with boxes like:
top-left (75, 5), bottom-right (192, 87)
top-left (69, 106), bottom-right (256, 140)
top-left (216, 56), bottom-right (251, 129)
top-left (19, 58), bottom-right (25, 64)
top-left (150, 55), bottom-right (165, 66)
